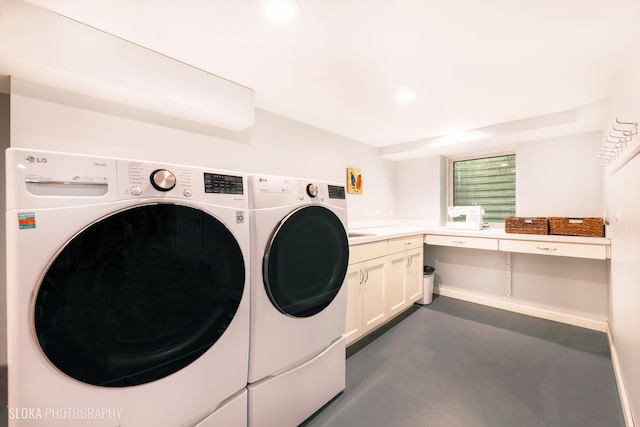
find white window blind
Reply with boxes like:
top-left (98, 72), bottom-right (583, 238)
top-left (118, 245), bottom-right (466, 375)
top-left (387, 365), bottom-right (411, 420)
top-left (452, 154), bottom-right (516, 223)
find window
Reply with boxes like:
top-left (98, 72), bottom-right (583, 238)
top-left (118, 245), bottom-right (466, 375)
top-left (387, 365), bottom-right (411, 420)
top-left (451, 154), bottom-right (516, 223)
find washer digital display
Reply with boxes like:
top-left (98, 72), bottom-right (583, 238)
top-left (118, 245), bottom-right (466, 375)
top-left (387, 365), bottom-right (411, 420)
top-left (204, 173), bottom-right (244, 194)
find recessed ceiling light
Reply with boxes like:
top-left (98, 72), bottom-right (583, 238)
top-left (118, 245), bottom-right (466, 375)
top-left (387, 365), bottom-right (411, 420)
top-left (261, 0), bottom-right (302, 24)
top-left (394, 89), bottom-right (416, 104)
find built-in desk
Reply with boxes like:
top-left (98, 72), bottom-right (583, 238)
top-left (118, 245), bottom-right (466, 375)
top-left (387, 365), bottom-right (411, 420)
top-left (348, 225), bottom-right (611, 333)
top-left (422, 228), bottom-right (610, 299)
top-left (349, 226), bottom-right (611, 260)
top-left (423, 228), bottom-right (610, 260)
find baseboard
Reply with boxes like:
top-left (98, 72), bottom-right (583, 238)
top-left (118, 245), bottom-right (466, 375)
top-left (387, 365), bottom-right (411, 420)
top-left (607, 324), bottom-right (635, 427)
top-left (435, 287), bottom-right (608, 332)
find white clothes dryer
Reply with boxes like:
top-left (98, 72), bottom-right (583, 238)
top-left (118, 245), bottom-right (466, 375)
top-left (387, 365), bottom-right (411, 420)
top-left (5, 148), bottom-right (250, 427)
top-left (247, 175), bottom-right (349, 427)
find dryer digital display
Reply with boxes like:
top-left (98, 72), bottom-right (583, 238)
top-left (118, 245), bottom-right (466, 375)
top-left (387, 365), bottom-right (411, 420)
top-left (327, 185), bottom-right (346, 199)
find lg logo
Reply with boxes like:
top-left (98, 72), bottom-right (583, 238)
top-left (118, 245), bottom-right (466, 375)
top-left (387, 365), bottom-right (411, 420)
top-left (25, 156), bottom-right (47, 164)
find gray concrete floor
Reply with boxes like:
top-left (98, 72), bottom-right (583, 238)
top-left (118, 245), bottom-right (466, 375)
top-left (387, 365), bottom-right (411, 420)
top-left (0, 296), bottom-right (624, 426)
top-left (302, 295), bottom-right (624, 427)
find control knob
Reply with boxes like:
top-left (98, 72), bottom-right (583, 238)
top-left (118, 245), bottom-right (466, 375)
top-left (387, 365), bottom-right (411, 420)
top-left (306, 183), bottom-right (319, 198)
top-left (150, 169), bottom-right (176, 192)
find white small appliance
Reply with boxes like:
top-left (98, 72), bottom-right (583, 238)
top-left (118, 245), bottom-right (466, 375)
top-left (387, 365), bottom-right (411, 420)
top-left (446, 205), bottom-right (484, 230)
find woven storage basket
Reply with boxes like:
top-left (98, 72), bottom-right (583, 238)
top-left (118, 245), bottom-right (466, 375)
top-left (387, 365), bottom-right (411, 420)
top-left (504, 217), bottom-right (548, 235)
top-left (548, 217), bottom-right (604, 237)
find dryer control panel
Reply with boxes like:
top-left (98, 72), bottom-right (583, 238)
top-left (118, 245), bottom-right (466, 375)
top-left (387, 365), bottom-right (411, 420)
top-left (248, 174), bottom-right (347, 210)
top-left (327, 184), bottom-right (346, 199)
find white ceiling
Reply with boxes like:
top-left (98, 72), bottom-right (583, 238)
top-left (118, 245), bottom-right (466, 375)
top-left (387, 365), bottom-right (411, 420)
top-left (17, 0), bottom-right (640, 158)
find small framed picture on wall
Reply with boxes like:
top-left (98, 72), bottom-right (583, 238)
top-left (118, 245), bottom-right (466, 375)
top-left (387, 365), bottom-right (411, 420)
top-left (347, 167), bottom-right (362, 194)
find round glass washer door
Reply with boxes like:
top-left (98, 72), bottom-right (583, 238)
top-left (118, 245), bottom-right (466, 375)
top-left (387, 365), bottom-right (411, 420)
top-left (263, 205), bottom-right (349, 317)
top-left (34, 204), bottom-right (245, 387)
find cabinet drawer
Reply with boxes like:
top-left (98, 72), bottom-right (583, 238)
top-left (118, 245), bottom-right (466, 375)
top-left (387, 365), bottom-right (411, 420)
top-left (425, 234), bottom-right (498, 250)
top-left (387, 235), bottom-right (424, 254)
top-left (349, 240), bottom-right (388, 264)
top-left (499, 239), bottom-right (608, 260)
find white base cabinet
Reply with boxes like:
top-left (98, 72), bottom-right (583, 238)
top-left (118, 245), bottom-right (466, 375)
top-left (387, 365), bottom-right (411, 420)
top-left (344, 266), bottom-right (364, 346)
top-left (360, 258), bottom-right (387, 333)
top-left (345, 256), bottom-right (387, 346)
top-left (386, 252), bottom-right (407, 317)
top-left (405, 248), bottom-right (424, 303)
top-left (386, 236), bottom-right (424, 319)
top-left (345, 235), bottom-right (423, 346)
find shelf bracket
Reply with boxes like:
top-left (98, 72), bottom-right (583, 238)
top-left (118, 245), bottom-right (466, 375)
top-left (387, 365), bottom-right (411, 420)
top-left (506, 252), bottom-right (512, 297)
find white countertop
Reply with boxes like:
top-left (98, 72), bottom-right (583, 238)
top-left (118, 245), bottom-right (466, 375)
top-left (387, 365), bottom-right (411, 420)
top-left (348, 225), bottom-right (611, 245)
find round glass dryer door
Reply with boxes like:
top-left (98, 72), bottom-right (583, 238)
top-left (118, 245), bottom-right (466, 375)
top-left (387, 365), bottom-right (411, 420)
top-left (34, 204), bottom-right (245, 387)
top-left (263, 205), bottom-right (349, 317)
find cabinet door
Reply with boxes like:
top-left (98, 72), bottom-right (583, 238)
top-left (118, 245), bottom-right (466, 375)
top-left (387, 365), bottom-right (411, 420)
top-left (406, 247), bottom-right (424, 304)
top-left (344, 263), bottom-right (363, 346)
top-left (362, 257), bottom-right (387, 333)
top-left (386, 252), bottom-right (407, 318)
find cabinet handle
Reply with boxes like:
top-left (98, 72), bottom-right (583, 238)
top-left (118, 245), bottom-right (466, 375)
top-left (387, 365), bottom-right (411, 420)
top-left (536, 246), bottom-right (558, 252)
top-left (363, 267), bottom-right (369, 283)
top-left (359, 269), bottom-right (365, 285)
top-left (452, 240), bottom-right (466, 244)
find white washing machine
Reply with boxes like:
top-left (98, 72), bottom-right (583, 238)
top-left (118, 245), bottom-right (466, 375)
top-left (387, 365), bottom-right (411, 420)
top-left (247, 175), bottom-right (349, 427)
top-left (5, 148), bottom-right (251, 427)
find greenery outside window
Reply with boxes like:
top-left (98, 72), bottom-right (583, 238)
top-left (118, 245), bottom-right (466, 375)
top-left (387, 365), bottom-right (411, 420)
top-left (451, 154), bottom-right (516, 224)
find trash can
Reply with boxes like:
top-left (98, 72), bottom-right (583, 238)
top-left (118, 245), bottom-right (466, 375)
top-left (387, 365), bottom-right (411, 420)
top-left (416, 265), bottom-right (435, 305)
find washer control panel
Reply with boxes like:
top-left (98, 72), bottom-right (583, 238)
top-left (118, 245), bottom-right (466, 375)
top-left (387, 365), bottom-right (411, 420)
top-left (6, 148), bottom-right (249, 209)
top-left (120, 161), bottom-right (245, 202)
top-left (125, 161), bottom-right (193, 198)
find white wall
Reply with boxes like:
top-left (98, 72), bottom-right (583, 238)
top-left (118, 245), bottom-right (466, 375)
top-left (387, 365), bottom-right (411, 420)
top-left (603, 19), bottom-right (640, 423)
top-left (8, 82), bottom-right (397, 223)
top-left (605, 154), bottom-right (640, 423)
top-left (517, 132), bottom-right (604, 218)
top-left (394, 155), bottom-right (447, 224)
